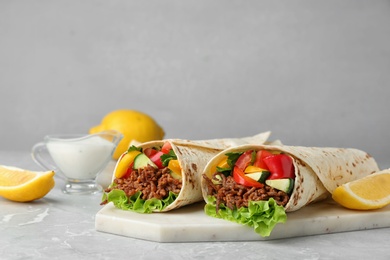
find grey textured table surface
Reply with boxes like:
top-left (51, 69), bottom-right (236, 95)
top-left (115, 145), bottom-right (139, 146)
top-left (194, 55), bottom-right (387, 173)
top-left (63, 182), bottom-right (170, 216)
top-left (1, 150), bottom-right (389, 260)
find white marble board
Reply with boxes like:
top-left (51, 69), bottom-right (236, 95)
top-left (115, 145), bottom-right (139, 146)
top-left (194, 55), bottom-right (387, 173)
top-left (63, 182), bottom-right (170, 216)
top-left (95, 200), bottom-right (390, 242)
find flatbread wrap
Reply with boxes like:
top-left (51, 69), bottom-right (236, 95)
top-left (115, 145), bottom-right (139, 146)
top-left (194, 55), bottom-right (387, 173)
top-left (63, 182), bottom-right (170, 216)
top-left (101, 132), bottom-right (272, 213)
top-left (201, 144), bottom-right (379, 237)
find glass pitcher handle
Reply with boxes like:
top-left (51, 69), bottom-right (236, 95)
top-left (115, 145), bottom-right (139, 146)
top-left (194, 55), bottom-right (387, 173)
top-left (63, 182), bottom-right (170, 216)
top-left (31, 142), bottom-right (64, 180)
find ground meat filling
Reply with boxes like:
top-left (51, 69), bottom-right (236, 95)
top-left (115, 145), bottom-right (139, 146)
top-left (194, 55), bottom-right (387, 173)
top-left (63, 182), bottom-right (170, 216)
top-left (203, 172), bottom-right (290, 212)
top-left (101, 165), bottom-right (182, 205)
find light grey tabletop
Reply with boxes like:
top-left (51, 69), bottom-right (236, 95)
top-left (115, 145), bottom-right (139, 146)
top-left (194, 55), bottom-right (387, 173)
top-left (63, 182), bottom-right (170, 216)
top-left (1, 150), bottom-right (389, 260)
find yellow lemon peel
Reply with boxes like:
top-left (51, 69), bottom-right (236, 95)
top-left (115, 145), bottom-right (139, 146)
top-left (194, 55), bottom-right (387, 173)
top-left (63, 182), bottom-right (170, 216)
top-left (0, 165), bottom-right (55, 202)
top-left (332, 169), bottom-right (390, 210)
top-left (90, 110), bottom-right (165, 160)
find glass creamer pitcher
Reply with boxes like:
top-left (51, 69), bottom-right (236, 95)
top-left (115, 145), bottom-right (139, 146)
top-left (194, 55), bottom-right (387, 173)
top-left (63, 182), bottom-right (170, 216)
top-left (31, 130), bottom-right (123, 195)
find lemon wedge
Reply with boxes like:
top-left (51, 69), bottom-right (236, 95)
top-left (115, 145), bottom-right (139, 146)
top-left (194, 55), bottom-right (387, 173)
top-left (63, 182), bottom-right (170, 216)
top-left (332, 169), bottom-right (390, 210)
top-left (0, 165), bottom-right (55, 202)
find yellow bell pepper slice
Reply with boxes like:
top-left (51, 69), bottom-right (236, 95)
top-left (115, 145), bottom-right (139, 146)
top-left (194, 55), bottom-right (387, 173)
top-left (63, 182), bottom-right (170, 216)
top-left (244, 165), bottom-right (268, 174)
top-left (209, 157), bottom-right (229, 174)
top-left (115, 150), bottom-right (141, 178)
top-left (217, 158), bottom-right (229, 169)
top-left (168, 159), bottom-right (182, 179)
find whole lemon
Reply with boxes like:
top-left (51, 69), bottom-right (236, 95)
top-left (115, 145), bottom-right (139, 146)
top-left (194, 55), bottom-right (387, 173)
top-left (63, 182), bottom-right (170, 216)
top-left (89, 110), bottom-right (165, 159)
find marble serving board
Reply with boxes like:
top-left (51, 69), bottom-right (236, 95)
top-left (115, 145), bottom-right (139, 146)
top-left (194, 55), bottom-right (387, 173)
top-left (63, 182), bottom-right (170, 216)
top-left (95, 200), bottom-right (390, 242)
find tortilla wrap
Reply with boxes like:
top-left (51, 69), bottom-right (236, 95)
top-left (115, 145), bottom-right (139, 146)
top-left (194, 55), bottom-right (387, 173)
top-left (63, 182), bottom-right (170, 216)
top-left (202, 144), bottom-right (379, 212)
top-left (104, 131), bottom-right (272, 212)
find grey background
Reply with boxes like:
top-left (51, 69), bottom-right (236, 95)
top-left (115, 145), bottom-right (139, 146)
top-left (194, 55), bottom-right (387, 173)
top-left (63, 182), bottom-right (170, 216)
top-left (1, 0), bottom-right (389, 165)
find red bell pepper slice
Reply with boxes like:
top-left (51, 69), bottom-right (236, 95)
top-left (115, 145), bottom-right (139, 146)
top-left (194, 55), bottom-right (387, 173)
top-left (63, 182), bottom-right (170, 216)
top-left (235, 150), bottom-right (253, 170)
top-left (253, 150), bottom-right (273, 170)
top-left (123, 163), bottom-right (134, 178)
top-left (233, 166), bottom-right (264, 188)
top-left (263, 154), bottom-right (295, 180)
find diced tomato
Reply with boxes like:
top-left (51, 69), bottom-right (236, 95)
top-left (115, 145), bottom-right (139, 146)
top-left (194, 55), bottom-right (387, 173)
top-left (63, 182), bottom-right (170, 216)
top-left (161, 142), bottom-right (172, 154)
top-left (253, 150), bottom-right (273, 170)
top-left (144, 148), bottom-right (158, 158)
top-left (235, 150), bottom-right (253, 170)
top-left (263, 154), bottom-right (295, 180)
top-left (149, 151), bottom-right (165, 169)
top-left (233, 166), bottom-right (264, 188)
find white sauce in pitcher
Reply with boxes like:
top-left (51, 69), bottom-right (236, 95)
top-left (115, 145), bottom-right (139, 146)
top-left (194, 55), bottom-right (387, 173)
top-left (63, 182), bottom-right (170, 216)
top-left (47, 136), bottom-right (115, 180)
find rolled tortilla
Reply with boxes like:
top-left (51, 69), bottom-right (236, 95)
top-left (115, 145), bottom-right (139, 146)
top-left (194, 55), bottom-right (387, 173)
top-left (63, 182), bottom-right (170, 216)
top-left (102, 131), bottom-right (272, 212)
top-left (201, 144), bottom-right (379, 235)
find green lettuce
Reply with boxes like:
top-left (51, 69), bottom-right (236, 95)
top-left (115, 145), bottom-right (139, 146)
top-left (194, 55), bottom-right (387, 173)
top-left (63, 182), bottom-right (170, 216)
top-left (204, 196), bottom-right (287, 237)
top-left (102, 189), bottom-right (178, 213)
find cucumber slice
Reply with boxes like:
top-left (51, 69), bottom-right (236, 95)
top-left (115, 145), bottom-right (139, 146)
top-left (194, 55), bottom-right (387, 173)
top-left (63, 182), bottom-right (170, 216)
top-left (133, 153), bottom-right (157, 169)
top-left (245, 171), bottom-right (270, 184)
top-left (265, 178), bottom-right (294, 194)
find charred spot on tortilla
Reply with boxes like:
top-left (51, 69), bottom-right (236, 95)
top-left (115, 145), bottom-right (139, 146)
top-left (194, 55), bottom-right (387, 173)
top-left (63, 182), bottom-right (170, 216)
top-left (191, 163), bottom-right (197, 171)
top-left (185, 170), bottom-right (197, 189)
top-left (292, 191), bottom-right (301, 205)
top-left (365, 153), bottom-right (373, 159)
top-left (175, 147), bottom-right (183, 155)
top-left (299, 152), bottom-right (308, 158)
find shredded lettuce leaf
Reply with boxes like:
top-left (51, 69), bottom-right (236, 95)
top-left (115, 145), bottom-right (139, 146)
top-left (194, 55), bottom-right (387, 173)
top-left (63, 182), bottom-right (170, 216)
top-left (204, 196), bottom-right (287, 237)
top-left (102, 189), bottom-right (178, 213)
